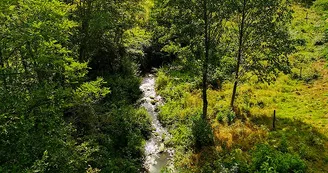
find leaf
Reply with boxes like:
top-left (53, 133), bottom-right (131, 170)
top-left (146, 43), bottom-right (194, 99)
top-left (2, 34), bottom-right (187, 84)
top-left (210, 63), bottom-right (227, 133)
top-left (8, 5), bottom-right (15, 11)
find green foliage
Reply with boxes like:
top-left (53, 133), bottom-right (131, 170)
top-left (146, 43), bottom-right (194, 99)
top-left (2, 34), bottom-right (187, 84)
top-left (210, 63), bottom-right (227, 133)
top-left (104, 75), bottom-right (142, 104)
top-left (251, 144), bottom-right (306, 173)
top-left (151, 0), bottom-right (233, 66)
top-left (217, 112), bottom-right (225, 122)
top-left (73, 0), bottom-right (151, 75)
top-left (124, 27), bottom-right (152, 71)
top-left (227, 110), bottom-right (236, 125)
top-left (313, 0), bottom-right (328, 61)
top-left (216, 109), bottom-right (236, 124)
top-left (293, 0), bottom-right (315, 7)
top-left (170, 125), bottom-right (194, 149)
top-left (0, 0), bottom-right (153, 172)
top-left (313, 0), bottom-right (328, 11)
top-left (0, 0), bottom-right (109, 172)
top-left (233, 0), bottom-right (293, 83)
top-left (74, 78), bottom-right (110, 104)
top-left (156, 70), bottom-right (170, 91)
top-left (278, 135), bottom-right (289, 153)
top-left (1, 0), bottom-right (328, 172)
top-left (94, 106), bottom-right (151, 172)
top-left (192, 117), bottom-right (214, 150)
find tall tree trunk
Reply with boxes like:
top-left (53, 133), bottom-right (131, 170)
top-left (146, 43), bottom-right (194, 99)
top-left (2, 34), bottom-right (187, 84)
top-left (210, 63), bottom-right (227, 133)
top-left (79, 0), bottom-right (91, 62)
top-left (79, 19), bottom-right (88, 62)
top-left (231, 0), bottom-right (246, 108)
top-left (202, 0), bottom-right (209, 119)
top-left (0, 46), bottom-right (6, 90)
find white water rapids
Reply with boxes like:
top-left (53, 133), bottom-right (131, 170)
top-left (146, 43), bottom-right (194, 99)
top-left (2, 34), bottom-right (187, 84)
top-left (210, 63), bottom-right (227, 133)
top-left (140, 74), bottom-right (174, 173)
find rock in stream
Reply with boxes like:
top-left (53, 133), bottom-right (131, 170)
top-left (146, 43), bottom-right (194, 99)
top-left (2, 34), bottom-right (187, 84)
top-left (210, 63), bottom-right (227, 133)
top-left (140, 74), bottom-right (174, 173)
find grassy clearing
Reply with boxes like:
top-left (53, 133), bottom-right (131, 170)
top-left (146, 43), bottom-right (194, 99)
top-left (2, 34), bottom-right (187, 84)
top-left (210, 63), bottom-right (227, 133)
top-left (156, 63), bottom-right (328, 172)
top-left (155, 3), bottom-right (328, 173)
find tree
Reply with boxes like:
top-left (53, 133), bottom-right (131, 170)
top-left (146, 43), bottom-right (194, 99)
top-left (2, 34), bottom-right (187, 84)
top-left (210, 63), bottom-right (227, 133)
top-left (230, 0), bottom-right (293, 108)
top-left (152, 0), bottom-right (231, 118)
top-left (72, 0), bottom-right (147, 75)
top-left (203, 0), bottom-right (209, 119)
top-left (0, 0), bottom-right (109, 171)
top-left (0, 0), bottom-right (155, 172)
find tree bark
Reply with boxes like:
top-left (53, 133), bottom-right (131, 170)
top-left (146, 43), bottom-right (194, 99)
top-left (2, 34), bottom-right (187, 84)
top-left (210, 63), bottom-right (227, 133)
top-left (78, 0), bottom-right (91, 62)
top-left (0, 45), bottom-right (6, 90)
top-left (79, 19), bottom-right (88, 62)
top-left (272, 110), bottom-right (276, 131)
top-left (230, 0), bottom-right (246, 108)
top-left (202, 0), bottom-right (209, 119)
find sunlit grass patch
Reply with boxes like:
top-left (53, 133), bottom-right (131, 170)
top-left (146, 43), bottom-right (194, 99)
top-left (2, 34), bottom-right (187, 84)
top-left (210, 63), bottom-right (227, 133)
top-left (212, 120), bottom-right (268, 151)
top-left (156, 58), bottom-right (328, 172)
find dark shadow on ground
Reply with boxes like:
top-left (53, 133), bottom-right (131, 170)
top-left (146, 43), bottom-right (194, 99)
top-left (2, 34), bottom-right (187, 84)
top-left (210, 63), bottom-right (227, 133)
top-left (250, 114), bottom-right (328, 172)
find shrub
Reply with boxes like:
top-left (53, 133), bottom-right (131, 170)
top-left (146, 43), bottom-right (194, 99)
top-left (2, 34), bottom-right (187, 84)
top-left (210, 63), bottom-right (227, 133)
top-left (251, 144), bottom-right (306, 173)
top-left (192, 117), bottom-right (214, 150)
top-left (278, 135), bottom-right (289, 153)
top-left (216, 109), bottom-right (236, 125)
top-left (303, 70), bottom-right (320, 83)
top-left (170, 125), bottom-right (194, 149)
top-left (227, 110), bottom-right (236, 125)
top-left (314, 0), bottom-right (328, 11)
top-left (217, 112), bottom-right (225, 122)
top-left (105, 75), bottom-right (142, 104)
top-left (156, 70), bottom-right (170, 91)
top-left (208, 69), bottom-right (225, 89)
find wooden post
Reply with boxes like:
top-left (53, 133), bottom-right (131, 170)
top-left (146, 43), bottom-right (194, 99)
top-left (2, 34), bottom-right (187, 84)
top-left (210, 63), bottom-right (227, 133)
top-left (273, 110), bottom-right (276, 131)
top-left (306, 12), bottom-right (308, 23)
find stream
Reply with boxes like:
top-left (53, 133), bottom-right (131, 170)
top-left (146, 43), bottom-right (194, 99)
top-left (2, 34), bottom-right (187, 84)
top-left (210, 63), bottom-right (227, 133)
top-left (140, 74), bottom-right (174, 173)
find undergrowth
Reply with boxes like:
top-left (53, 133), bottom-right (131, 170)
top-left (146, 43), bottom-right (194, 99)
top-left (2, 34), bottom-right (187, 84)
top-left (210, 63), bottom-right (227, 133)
top-left (154, 3), bottom-right (328, 172)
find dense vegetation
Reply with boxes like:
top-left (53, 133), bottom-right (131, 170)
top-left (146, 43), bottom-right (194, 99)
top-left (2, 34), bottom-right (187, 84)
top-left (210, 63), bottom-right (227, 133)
top-left (0, 0), bottom-right (327, 172)
top-left (0, 0), bottom-right (152, 172)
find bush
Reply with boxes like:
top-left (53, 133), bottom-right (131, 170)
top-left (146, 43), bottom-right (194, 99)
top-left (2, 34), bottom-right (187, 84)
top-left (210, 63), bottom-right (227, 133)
top-left (216, 109), bottom-right (236, 125)
top-left (217, 112), bottom-right (225, 122)
top-left (303, 70), bottom-right (320, 83)
top-left (104, 75), bottom-right (142, 104)
top-left (314, 0), bottom-right (328, 11)
top-left (278, 135), bottom-right (289, 153)
top-left (156, 70), bottom-right (170, 91)
top-left (94, 105), bottom-right (151, 172)
top-left (208, 69), bottom-right (225, 89)
top-left (192, 117), bottom-right (214, 150)
top-left (170, 125), bottom-right (194, 149)
top-left (251, 144), bottom-right (306, 173)
top-left (227, 110), bottom-right (236, 125)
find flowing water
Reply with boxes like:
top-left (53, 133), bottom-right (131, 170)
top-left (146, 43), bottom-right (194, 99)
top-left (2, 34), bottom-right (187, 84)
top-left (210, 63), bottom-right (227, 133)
top-left (140, 74), bottom-right (174, 173)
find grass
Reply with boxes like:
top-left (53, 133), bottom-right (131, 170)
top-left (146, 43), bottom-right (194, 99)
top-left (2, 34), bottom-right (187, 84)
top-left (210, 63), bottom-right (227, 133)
top-left (234, 61), bottom-right (328, 135)
top-left (154, 3), bottom-right (328, 172)
top-left (157, 64), bottom-right (328, 172)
